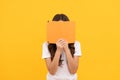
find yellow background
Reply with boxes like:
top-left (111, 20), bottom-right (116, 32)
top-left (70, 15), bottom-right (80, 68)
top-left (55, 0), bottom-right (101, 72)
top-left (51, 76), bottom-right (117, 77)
top-left (0, 0), bottom-right (120, 80)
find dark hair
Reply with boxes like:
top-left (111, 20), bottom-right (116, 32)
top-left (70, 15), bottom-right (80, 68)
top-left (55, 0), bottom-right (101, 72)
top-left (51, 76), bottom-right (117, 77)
top-left (48, 14), bottom-right (75, 66)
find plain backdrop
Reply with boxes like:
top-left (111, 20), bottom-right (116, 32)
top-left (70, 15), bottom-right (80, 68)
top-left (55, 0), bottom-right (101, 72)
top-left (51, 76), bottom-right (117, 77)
top-left (0, 0), bottom-right (120, 80)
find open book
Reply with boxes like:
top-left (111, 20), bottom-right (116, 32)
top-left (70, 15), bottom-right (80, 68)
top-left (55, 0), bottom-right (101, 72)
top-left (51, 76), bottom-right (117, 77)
top-left (46, 21), bottom-right (75, 43)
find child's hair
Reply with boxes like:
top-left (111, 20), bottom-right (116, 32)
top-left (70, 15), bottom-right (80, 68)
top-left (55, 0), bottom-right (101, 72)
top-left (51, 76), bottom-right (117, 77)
top-left (48, 14), bottom-right (75, 66)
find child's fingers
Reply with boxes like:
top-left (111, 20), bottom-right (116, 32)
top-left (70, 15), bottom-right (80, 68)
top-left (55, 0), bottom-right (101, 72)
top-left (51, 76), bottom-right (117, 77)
top-left (56, 39), bottom-right (63, 44)
top-left (57, 39), bottom-right (66, 48)
top-left (57, 39), bottom-right (64, 44)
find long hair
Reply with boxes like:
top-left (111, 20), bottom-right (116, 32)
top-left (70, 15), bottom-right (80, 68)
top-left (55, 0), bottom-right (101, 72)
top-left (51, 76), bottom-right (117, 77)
top-left (48, 14), bottom-right (75, 66)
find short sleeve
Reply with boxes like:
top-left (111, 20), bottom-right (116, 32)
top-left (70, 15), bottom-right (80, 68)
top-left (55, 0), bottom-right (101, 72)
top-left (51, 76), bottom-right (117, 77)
top-left (42, 42), bottom-right (51, 59)
top-left (74, 41), bottom-right (82, 56)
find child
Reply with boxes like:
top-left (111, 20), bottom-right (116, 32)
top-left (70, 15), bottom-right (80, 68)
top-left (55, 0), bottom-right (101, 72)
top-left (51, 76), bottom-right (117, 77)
top-left (42, 14), bottom-right (82, 80)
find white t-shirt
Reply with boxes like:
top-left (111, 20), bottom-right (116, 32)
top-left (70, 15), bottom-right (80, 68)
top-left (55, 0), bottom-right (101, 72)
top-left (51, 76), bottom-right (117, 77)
top-left (42, 41), bottom-right (82, 80)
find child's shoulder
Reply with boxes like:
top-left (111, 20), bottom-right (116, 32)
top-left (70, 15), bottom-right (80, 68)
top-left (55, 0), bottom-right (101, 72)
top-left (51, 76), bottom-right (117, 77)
top-left (75, 40), bottom-right (81, 44)
top-left (74, 40), bottom-right (81, 47)
top-left (42, 41), bottom-right (49, 47)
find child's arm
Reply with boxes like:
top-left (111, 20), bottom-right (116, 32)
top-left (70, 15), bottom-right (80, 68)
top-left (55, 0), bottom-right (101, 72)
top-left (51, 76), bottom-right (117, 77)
top-left (64, 47), bottom-right (79, 74)
top-left (45, 39), bottom-right (65, 75)
top-left (45, 48), bottom-right (61, 75)
top-left (63, 41), bottom-right (80, 74)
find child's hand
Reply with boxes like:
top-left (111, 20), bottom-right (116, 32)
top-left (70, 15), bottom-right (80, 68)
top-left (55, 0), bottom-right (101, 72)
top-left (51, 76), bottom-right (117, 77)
top-left (56, 39), bottom-right (69, 53)
top-left (63, 40), bottom-right (69, 51)
top-left (56, 39), bottom-right (65, 51)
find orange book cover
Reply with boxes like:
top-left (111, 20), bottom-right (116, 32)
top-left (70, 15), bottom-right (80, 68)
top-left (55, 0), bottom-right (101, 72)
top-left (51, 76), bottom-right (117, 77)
top-left (46, 21), bottom-right (76, 43)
